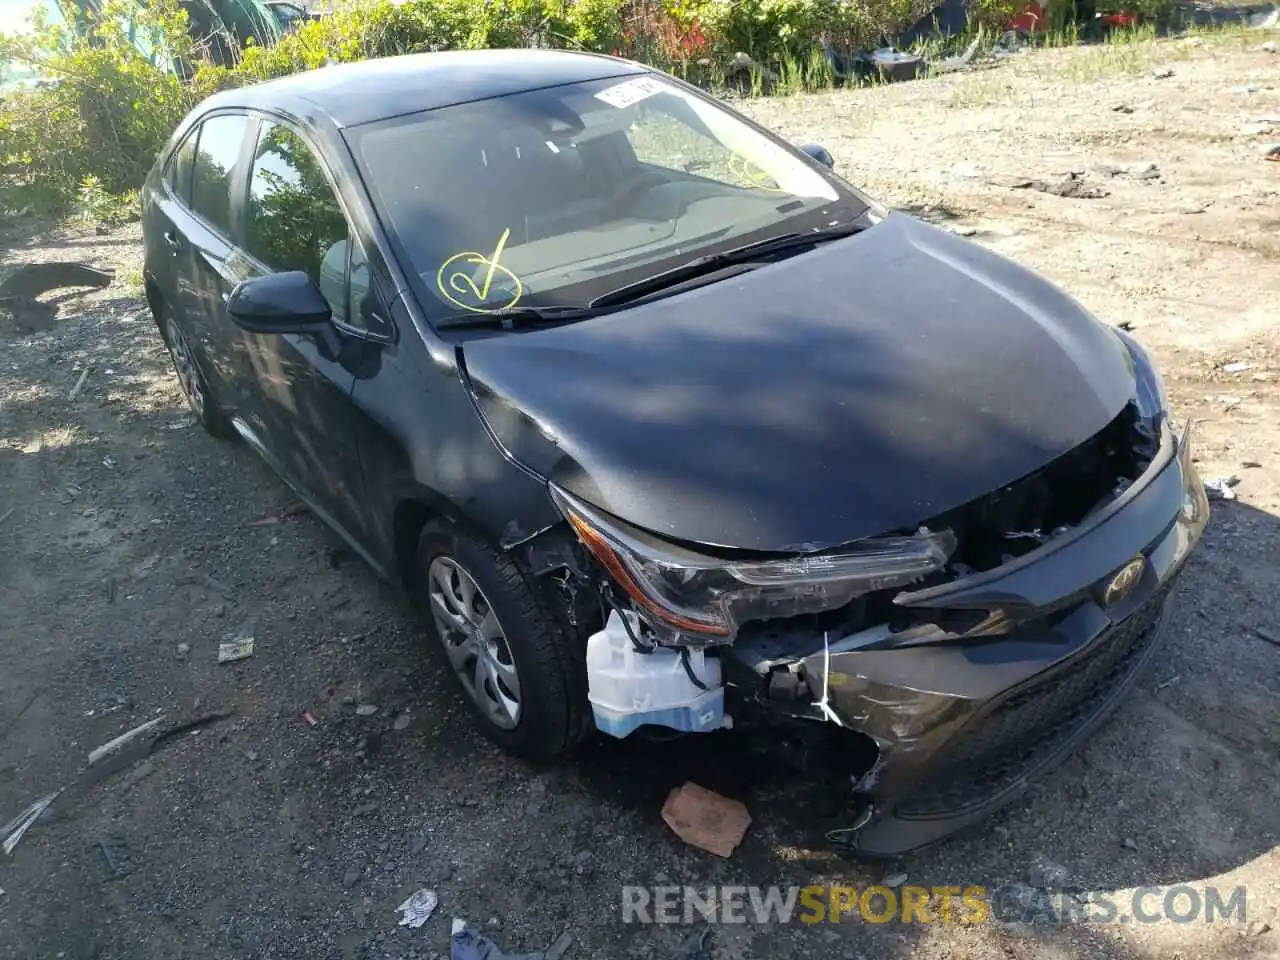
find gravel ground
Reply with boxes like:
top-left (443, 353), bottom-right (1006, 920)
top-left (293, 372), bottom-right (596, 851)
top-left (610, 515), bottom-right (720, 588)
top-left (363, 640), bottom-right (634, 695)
top-left (2, 29), bottom-right (1280, 960)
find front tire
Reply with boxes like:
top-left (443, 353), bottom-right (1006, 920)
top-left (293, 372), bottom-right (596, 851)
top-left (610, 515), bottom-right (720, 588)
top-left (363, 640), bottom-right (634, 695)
top-left (416, 520), bottom-right (587, 761)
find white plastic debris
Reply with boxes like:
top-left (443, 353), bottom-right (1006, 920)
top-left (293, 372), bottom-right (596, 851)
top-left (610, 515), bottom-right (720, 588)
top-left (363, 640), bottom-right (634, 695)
top-left (68, 366), bottom-right (92, 400)
top-left (1252, 6), bottom-right (1279, 28)
top-left (218, 626), bottom-right (255, 663)
top-left (869, 46), bottom-right (919, 64)
top-left (1205, 476), bottom-right (1240, 501)
top-left (2, 790), bottom-right (62, 855)
top-left (395, 888), bottom-right (439, 928)
top-left (814, 630), bottom-right (846, 728)
top-left (1223, 361), bottom-right (1251, 373)
top-left (88, 716), bottom-right (166, 765)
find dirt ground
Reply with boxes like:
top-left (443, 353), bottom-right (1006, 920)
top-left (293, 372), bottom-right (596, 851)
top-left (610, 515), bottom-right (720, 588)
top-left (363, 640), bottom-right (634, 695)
top-left (2, 29), bottom-right (1280, 960)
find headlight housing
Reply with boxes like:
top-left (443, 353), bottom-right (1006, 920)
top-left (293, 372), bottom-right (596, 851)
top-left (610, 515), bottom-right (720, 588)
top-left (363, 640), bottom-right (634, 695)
top-left (550, 485), bottom-right (955, 644)
top-left (1113, 327), bottom-right (1168, 421)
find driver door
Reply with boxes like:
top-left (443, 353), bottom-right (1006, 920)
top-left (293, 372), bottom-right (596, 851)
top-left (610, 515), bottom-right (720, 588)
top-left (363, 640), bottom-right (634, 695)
top-left (233, 118), bottom-right (371, 543)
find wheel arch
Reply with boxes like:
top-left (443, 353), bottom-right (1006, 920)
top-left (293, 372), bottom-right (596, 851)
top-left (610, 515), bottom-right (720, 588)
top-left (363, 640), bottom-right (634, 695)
top-left (144, 273), bottom-right (167, 338)
top-left (391, 485), bottom-right (484, 594)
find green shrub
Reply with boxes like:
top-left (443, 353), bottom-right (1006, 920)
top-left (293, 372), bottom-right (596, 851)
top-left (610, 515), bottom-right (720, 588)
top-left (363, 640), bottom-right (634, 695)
top-left (562, 0), bottom-right (630, 52)
top-left (0, 0), bottom-right (204, 214)
top-left (697, 0), bottom-right (933, 64)
top-left (77, 173), bottom-right (140, 222)
top-left (237, 0), bottom-right (574, 81)
top-left (698, 0), bottom-right (829, 62)
top-left (962, 0), bottom-right (1018, 30)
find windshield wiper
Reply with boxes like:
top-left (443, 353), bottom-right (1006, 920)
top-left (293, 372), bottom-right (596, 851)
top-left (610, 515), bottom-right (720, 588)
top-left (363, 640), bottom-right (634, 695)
top-left (436, 305), bottom-right (598, 330)
top-left (589, 224), bottom-right (865, 310)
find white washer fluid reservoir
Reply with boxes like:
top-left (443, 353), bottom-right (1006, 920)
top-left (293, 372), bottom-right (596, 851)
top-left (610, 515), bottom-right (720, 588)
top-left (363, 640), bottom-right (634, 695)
top-left (585, 611), bottom-right (725, 738)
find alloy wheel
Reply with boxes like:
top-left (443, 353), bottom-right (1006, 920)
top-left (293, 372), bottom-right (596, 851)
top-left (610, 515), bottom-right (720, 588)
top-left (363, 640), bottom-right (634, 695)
top-left (427, 556), bottom-right (522, 730)
top-left (165, 315), bottom-right (205, 418)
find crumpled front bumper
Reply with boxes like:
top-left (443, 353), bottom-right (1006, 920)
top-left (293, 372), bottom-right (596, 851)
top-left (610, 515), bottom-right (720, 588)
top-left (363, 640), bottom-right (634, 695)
top-left (800, 421), bottom-right (1208, 857)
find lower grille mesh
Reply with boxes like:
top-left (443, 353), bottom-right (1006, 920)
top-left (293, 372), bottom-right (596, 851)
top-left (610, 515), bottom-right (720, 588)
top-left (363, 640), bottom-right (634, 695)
top-left (897, 584), bottom-right (1172, 820)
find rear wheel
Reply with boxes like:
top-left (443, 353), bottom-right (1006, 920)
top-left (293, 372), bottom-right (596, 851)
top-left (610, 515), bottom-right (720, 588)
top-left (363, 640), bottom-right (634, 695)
top-left (416, 520), bottom-right (587, 761)
top-left (160, 306), bottom-right (232, 439)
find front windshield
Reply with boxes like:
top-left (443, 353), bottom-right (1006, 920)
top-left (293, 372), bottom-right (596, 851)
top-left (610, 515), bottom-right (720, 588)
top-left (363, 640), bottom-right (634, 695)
top-left (349, 73), bottom-right (870, 320)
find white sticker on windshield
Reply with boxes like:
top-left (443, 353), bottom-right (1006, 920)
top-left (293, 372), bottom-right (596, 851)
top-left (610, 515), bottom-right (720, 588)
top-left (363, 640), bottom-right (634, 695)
top-left (594, 76), bottom-right (666, 109)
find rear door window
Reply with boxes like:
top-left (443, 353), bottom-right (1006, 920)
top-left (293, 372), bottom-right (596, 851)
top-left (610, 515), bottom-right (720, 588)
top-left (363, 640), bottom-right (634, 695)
top-left (189, 114), bottom-right (251, 236)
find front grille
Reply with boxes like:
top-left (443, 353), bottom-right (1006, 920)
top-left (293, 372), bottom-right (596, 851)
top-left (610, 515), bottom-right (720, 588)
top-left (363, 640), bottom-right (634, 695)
top-left (896, 583), bottom-right (1173, 820)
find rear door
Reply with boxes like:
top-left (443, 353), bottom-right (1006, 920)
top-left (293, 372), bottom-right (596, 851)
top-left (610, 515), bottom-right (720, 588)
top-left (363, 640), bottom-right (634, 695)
top-left (178, 112), bottom-right (259, 414)
top-left (149, 111), bottom-right (256, 412)
top-left (147, 122), bottom-right (198, 310)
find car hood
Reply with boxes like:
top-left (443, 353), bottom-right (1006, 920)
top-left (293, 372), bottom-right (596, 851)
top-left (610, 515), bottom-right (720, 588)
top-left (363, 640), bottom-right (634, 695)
top-left (460, 213), bottom-right (1135, 554)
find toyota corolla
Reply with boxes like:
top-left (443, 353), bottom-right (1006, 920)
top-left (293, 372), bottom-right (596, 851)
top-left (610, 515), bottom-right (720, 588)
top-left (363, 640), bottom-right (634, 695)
top-left (140, 49), bottom-right (1208, 856)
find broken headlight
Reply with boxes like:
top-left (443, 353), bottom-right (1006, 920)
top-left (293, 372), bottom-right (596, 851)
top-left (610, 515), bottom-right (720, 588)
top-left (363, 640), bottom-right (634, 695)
top-left (1113, 328), bottom-right (1167, 420)
top-left (550, 485), bottom-right (955, 644)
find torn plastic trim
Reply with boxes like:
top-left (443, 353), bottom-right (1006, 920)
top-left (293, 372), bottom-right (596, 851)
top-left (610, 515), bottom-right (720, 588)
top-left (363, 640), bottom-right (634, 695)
top-left (895, 416), bottom-right (1181, 610)
top-left (549, 483), bottom-right (956, 645)
top-left (499, 517), bottom-right (558, 551)
top-left (515, 524), bottom-right (599, 631)
top-left (912, 401), bottom-right (1160, 581)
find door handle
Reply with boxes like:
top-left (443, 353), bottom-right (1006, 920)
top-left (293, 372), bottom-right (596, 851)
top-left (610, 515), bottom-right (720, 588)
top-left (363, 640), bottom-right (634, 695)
top-left (163, 231), bottom-right (182, 252)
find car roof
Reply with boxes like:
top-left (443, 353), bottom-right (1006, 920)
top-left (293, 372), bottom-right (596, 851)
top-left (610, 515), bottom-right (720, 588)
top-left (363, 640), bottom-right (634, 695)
top-left (202, 49), bottom-right (649, 129)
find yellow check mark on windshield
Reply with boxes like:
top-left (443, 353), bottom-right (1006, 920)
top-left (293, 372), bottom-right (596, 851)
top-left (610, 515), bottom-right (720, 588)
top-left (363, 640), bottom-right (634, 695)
top-left (436, 227), bottom-right (524, 314)
top-left (477, 227), bottom-right (511, 301)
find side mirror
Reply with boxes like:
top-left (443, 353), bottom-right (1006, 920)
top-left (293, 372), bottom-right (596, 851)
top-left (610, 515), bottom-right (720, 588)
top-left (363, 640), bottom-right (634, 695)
top-left (799, 143), bottom-right (835, 169)
top-left (226, 271), bottom-right (332, 334)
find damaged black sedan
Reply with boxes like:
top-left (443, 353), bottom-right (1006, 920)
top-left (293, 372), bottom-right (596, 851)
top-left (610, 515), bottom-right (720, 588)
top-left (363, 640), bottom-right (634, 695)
top-left (140, 49), bottom-right (1209, 856)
